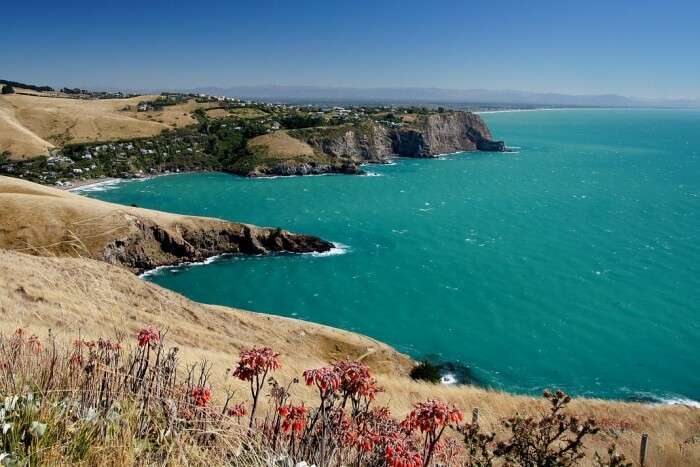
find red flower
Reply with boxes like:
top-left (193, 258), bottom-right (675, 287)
top-left (401, 399), bottom-right (463, 433)
top-left (278, 403), bottom-right (307, 435)
top-left (232, 347), bottom-right (281, 381)
top-left (342, 407), bottom-right (402, 453)
top-left (227, 403), bottom-right (247, 418)
top-left (333, 360), bottom-right (382, 400)
top-left (69, 352), bottom-right (83, 368)
top-left (73, 339), bottom-right (96, 349)
top-left (98, 339), bottom-right (122, 351)
top-left (385, 438), bottom-right (423, 467)
top-left (191, 386), bottom-right (212, 407)
top-left (303, 366), bottom-right (342, 395)
top-left (137, 326), bottom-right (160, 347)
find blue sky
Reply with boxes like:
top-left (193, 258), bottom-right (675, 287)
top-left (5, 0), bottom-right (700, 98)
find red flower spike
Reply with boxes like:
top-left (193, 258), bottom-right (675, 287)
top-left (302, 366), bottom-right (342, 395)
top-left (232, 347), bottom-right (281, 381)
top-left (401, 399), bottom-right (463, 433)
top-left (190, 386), bottom-right (212, 407)
top-left (137, 326), bottom-right (160, 347)
top-left (227, 403), bottom-right (247, 418)
top-left (278, 403), bottom-right (308, 435)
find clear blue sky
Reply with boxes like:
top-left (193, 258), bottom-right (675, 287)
top-left (5, 0), bottom-right (700, 98)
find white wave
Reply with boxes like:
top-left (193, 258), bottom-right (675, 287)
top-left (308, 242), bottom-right (349, 257)
top-left (140, 243), bottom-right (347, 279)
top-left (139, 254), bottom-right (228, 278)
top-left (69, 179), bottom-right (124, 193)
top-left (253, 173), bottom-right (340, 180)
top-left (441, 373), bottom-right (458, 385)
top-left (653, 397), bottom-right (700, 408)
top-left (433, 151), bottom-right (464, 158)
top-left (364, 171), bottom-right (383, 177)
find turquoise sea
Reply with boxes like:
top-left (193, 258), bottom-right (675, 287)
top-left (85, 109), bottom-right (700, 403)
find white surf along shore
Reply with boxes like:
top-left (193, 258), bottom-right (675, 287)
top-left (139, 242), bottom-right (348, 279)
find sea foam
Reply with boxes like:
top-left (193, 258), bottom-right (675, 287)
top-left (307, 242), bottom-right (349, 257)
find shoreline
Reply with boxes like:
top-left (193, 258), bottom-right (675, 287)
top-left (6, 172), bottom-right (700, 407)
top-left (139, 242), bottom-right (348, 278)
top-left (63, 177), bottom-right (120, 192)
top-left (66, 170), bottom-right (203, 193)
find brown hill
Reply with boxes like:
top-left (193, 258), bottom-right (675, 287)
top-left (0, 175), bottom-right (332, 272)
top-left (0, 91), bottom-right (208, 160)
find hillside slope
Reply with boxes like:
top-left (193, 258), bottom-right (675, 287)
top-left (1, 248), bottom-right (698, 466)
top-left (0, 176), bottom-right (332, 272)
top-left (0, 91), bottom-right (203, 159)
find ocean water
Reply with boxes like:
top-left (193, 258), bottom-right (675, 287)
top-left (86, 109), bottom-right (700, 403)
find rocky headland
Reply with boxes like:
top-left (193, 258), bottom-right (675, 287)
top-left (0, 175), bottom-right (332, 273)
top-left (245, 111), bottom-right (506, 177)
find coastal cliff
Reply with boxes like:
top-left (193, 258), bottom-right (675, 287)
top-left (392, 112), bottom-right (507, 155)
top-left (243, 111), bottom-right (505, 176)
top-left (0, 176), bottom-right (332, 273)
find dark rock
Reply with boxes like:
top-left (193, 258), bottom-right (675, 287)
top-left (103, 218), bottom-right (333, 274)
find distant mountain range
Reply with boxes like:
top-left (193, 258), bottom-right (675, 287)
top-left (184, 85), bottom-right (700, 108)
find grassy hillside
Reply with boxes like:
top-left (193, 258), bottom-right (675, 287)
top-left (230, 131), bottom-right (332, 174)
top-left (0, 176), bottom-right (332, 272)
top-left (0, 91), bottom-right (213, 160)
top-left (1, 248), bottom-right (698, 465)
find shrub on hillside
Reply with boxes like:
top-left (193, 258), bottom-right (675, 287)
top-left (410, 360), bottom-right (442, 383)
top-left (0, 328), bottom-right (624, 466)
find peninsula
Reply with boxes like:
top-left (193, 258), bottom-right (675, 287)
top-left (0, 82), bottom-right (505, 184)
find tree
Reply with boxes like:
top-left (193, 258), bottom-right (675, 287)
top-left (1, 85), bottom-right (15, 94)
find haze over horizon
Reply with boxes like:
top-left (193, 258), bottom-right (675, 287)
top-left (6, 0), bottom-right (700, 100)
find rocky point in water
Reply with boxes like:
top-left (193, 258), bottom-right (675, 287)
top-left (243, 111), bottom-right (506, 177)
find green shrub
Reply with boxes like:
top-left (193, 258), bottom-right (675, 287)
top-left (409, 360), bottom-right (442, 383)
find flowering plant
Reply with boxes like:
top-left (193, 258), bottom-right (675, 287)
top-left (137, 326), bottom-right (160, 347)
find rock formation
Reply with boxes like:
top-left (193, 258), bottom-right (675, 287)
top-left (0, 176), bottom-right (332, 273)
top-left (240, 111), bottom-right (506, 177)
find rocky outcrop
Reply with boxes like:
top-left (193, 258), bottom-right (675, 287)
top-left (247, 161), bottom-right (363, 178)
top-left (393, 112), bottom-right (506, 156)
top-left (298, 122), bottom-right (395, 162)
top-left (102, 219), bottom-right (333, 273)
top-left (0, 175), bottom-right (334, 274)
top-left (291, 111), bottom-right (506, 167)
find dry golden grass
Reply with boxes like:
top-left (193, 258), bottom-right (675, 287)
top-left (247, 131), bottom-right (316, 158)
top-left (228, 107), bottom-right (268, 119)
top-left (0, 175), bottom-right (259, 264)
top-left (205, 107), bottom-right (231, 118)
top-left (0, 91), bottom-right (211, 159)
top-left (127, 98), bottom-right (216, 128)
top-left (1, 248), bottom-right (698, 466)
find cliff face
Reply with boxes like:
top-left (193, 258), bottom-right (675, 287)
top-left (289, 111), bottom-right (505, 171)
top-left (300, 122), bottom-right (395, 162)
top-left (394, 112), bottom-right (506, 156)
